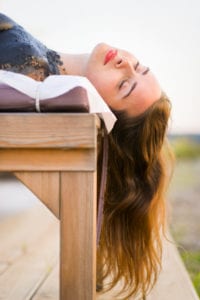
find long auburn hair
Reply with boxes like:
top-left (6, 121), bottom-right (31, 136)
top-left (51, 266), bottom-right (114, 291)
top-left (97, 93), bottom-right (174, 299)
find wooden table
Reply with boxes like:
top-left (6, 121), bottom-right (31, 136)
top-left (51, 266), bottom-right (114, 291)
top-left (0, 113), bottom-right (99, 300)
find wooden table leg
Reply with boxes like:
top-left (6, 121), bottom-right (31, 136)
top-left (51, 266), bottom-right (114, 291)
top-left (60, 171), bottom-right (96, 300)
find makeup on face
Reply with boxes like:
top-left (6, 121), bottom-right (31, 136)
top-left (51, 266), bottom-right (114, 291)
top-left (104, 49), bottom-right (118, 65)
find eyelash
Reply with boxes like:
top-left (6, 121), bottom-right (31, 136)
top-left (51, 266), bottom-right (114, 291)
top-left (135, 61), bottom-right (140, 70)
top-left (119, 61), bottom-right (147, 89)
top-left (119, 62), bottom-right (138, 89)
top-left (119, 80), bottom-right (127, 89)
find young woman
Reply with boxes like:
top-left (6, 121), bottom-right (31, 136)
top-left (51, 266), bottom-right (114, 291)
top-left (0, 13), bottom-right (174, 299)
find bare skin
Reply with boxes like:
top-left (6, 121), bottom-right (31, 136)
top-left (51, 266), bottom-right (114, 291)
top-left (59, 43), bottom-right (162, 117)
top-left (0, 13), bottom-right (161, 117)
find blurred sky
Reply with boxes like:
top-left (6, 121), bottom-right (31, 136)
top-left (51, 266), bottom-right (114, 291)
top-left (1, 0), bottom-right (200, 133)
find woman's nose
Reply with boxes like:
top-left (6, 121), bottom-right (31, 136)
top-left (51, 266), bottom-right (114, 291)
top-left (115, 57), bottom-right (134, 72)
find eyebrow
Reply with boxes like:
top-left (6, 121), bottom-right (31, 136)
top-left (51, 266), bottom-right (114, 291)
top-left (123, 82), bottom-right (137, 98)
top-left (123, 67), bottom-right (150, 98)
top-left (142, 67), bottom-right (150, 75)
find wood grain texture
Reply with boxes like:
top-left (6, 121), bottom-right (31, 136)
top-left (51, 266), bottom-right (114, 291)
top-left (32, 264), bottom-right (59, 300)
top-left (0, 113), bottom-right (99, 149)
top-left (0, 205), bottom-right (198, 300)
top-left (60, 171), bottom-right (97, 300)
top-left (146, 236), bottom-right (199, 300)
top-left (0, 205), bottom-right (59, 300)
top-left (14, 172), bottom-right (60, 218)
top-left (0, 205), bottom-right (56, 270)
top-left (0, 149), bottom-right (95, 171)
top-left (0, 113), bottom-right (99, 299)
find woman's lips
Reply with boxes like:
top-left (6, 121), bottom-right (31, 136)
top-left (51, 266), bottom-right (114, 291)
top-left (104, 49), bottom-right (118, 65)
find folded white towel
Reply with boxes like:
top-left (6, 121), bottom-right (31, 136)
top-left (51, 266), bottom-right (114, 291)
top-left (0, 70), bottom-right (117, 133)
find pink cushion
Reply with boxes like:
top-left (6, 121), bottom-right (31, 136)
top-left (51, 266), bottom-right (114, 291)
top-left (0, 83), bottom-right (89, 112)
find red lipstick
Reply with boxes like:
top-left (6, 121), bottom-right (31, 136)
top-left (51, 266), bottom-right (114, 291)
top-left (104, 49), bottom-right (118, 65)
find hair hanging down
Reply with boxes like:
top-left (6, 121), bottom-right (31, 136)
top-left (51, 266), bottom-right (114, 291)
top-left (97, 93), bottom-right (174, 299)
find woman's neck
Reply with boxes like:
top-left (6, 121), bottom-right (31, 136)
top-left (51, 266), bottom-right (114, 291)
top-left (58, 52), bottom-right (89, 76)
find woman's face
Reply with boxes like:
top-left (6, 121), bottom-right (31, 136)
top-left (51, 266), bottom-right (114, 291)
top-left (84, 43), bottom-right (161, 116)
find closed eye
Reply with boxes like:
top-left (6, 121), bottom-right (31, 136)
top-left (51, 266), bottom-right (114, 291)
top-left (120, 62), bottom-right (150, 98)
top-left (135, 61), bottom-right (140, 70)
top-left (142, 67), bottom-right (150, 75)
top-left (123, 82), bottom-right (137, 98)
top-left (119, 79), bottom-right (129, 89)
top-left (135, 61), bottom-right (150, 75)
top-left (122, 65), bottom-right (150, 98)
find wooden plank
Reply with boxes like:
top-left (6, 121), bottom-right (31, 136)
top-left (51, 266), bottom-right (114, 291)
top-left (60, 171), bottom-right (96, 300)
top-left (146, 237), bottom-right (199, 300)
top-left (32, 264), bottom-right (59, 300)
top-left (0, 149), bottom-right (95, 171)
top-left (0, 204), bottom-right (57, 274)
top-left (0, 208), bottom-right (59, 300)
top-left (0, 204), bottom-right (198, 300)
top-left (0, 262), bottom-right (9, 275)
top-left (0, 113), bottom-right (99, 149)
top-left (14, 172), bottom-right (60, 218)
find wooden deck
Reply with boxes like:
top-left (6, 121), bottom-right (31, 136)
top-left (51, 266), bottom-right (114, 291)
top-left (0, 200), bottom-right (199, 300)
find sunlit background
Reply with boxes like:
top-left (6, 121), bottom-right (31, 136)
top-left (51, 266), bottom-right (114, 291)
top-left (0, 0), bottom-right (200, 296)
top-left (1, 0), bottom-right (200, 133)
